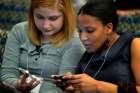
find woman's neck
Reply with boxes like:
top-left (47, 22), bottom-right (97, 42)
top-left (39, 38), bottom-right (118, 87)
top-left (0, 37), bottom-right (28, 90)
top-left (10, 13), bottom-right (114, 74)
top-left (96, 33), bottom-right (120, 54)
top-left (108, 33), bottom-right (120, 48)
top-left (41, 35), bottom-right (50, 44)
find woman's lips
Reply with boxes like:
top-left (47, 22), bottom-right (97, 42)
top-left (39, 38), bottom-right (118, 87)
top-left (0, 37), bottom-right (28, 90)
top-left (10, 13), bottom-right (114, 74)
top-left (84, 44), bottom-right (91, 49)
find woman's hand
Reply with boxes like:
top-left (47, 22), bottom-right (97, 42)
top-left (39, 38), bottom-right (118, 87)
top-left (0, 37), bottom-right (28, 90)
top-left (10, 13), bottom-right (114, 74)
top-left (15, 72), bottom-right (40, 93)
top-left (64, 73), bottom-right (99, 92)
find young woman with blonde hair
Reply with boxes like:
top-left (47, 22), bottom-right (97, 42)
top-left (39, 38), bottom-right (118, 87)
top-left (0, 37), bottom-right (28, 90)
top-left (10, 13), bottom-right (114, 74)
top-left (0, 0), bottom-right (85, 93)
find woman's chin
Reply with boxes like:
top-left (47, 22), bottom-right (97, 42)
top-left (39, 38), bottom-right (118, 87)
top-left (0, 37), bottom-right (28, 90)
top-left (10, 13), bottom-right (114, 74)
top-left (86, 48), bottom-right (96, 53)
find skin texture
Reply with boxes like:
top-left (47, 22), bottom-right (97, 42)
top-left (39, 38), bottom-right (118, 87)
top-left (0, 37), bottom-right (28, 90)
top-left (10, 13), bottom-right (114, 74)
top-left (33, 7), bottom-right (64, 42)
top-left (77, 14), bottom-right (118, 53)
top-left (15, 7), bottom-right (64, 93)
top-left (1, 0), bottom-right (83, 93)
top-left (62, 14), bottom-right (140, 93)
top-left (77, 14), bottom-right (108, 53)
top-left (15, 72), bottom-right (40, 92)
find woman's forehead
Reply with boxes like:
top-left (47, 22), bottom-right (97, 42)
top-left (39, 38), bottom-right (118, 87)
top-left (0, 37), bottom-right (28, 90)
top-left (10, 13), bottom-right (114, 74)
top-left (78, 15), bottom-right (103, 26)
top-left (34, 7), bottom-right (63, 15)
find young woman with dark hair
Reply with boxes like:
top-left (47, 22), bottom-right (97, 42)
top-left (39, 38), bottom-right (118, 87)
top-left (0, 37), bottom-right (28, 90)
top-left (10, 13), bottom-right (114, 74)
top-left (62, 1), bottom-right (140, 93)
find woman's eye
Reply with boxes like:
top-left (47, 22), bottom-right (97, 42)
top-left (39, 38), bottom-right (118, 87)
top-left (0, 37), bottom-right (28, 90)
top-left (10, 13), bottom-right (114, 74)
top-left (36, 14), bottom-right (45, 20)
top-left (78, 29), bottom-right (94, 33)
top-left (48, 15), bottom-right (62, 21)
top-left (85, 27), bottom-right (95, 33)
top-left (87, 30), bottom-right (94, 33)
top-left (85, 28), bottom-right (95, 33)
top-left (48, 16), bottom-right (58, 21)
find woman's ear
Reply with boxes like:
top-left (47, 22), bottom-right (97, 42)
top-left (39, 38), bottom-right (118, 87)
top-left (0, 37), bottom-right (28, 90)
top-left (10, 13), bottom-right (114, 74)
top-left (105, 23), bottom-right (113, 34)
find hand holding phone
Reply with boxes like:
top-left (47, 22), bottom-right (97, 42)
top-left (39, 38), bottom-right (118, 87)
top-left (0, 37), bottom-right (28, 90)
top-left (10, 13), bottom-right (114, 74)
top-left (51, 75), bottom-right (69, 87)
top-left (51, 75), bottom-right (63, 79)
top-left (16, 68), bottom-right (42, 92)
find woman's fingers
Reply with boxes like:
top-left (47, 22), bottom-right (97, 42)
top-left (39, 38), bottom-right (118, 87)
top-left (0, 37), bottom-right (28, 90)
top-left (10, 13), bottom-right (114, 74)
top-left (28, 77), bottom-right (36, 87)
top-left (65, 85), bottom-right (74, 90)
top-left (65, 74), bottom-right (82, 84)
top-left (20, 72), bottom-right (29, 84)
top-left (68, 79), bottom-right (81, 84)
top-left (32, 80), bottom-right (40, 88)
top-left (16, 73), bottom-right (42, 92)
top-left (28, 77), bottom-right (40, 89)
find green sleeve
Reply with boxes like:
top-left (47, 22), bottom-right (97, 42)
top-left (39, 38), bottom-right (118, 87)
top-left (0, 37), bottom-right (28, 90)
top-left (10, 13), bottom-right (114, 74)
top-left (1, 24), bottom-right (22, 85)
top-left (58, 37), bottom-right (85, 75)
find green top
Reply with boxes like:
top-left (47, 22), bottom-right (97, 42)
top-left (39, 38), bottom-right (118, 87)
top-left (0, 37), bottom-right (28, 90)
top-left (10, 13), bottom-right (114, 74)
top-left (1, 22), bottom-right (85, 93)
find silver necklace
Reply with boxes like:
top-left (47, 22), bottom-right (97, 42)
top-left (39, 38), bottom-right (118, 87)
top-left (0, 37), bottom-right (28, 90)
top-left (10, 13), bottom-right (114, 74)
top-left (82, 47), bottom-right (111, 78)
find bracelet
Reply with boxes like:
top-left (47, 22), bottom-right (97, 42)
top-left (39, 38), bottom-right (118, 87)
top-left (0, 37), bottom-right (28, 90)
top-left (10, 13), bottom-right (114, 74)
top-left (117, 83), bottom-right (138, 93)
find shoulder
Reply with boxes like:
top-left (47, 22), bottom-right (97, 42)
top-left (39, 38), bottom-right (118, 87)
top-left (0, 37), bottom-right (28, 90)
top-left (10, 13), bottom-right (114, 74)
top-left (8, 21), bottom-right (28, 42)
top-left (131, 38), bottom-right (140, 49)
top-left (58, 36), bottom-right (85, 54)
top-left (68, 31), bottom-right (83, 46)
top-left (10, 21), bottom-right (28, 33)
top-left (117, 32), bottom-right (134, 47)
top-left (71, 36), bottom-right (82, 45)
top-left (65, 36), bottom-right (84, 50)
top-left (131, 37), bottom-right (140, 60)
top-left (120, 31), bottom-right (134, 40)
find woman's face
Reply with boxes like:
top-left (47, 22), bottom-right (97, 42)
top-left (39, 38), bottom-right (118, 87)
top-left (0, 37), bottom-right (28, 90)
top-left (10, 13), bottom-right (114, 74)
top-left (78, 14), bottom-right (108, 53)
top-left (33, 7), bottom-right (64, 37)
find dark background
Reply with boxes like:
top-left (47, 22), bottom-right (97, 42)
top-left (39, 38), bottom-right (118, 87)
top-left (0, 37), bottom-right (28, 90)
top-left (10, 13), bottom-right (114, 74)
top-left (115, 0), bottom-right (140, 10)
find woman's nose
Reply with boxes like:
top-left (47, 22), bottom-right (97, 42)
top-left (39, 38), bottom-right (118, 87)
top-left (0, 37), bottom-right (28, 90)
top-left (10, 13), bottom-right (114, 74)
top-left (80, 32), bottom-right (88, 41)
top-left (43, 20), bottom-right (52, 30)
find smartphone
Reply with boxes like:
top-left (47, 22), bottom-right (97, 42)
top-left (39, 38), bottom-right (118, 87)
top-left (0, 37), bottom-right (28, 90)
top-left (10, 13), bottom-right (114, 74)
top-left (18, 68), bottom-right (43, 93)
top-left (51, 75), bottom-right (68, 80)
top-left (51, 75), bottom-right (63, 79)
top-left (18, 68), bottom-right (29, 75)
top-left (18, 68), bottom-right (43, 82)
top-left (51, 75), bottom-right (69, 87)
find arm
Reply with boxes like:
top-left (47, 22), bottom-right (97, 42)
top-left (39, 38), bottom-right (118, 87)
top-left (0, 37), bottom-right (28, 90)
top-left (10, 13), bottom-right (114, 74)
top-left (1, 25), bottom-right (21, 85)
top-left (64, 73), bottom-right (118, 93)
top-left (52, 38), bottom-right (84, 92)
top-left (1, 23), bottom-right (41, 92)
top-left (131, 38), bottom-right (140, 92)
top-left (58, 38), bottom-right (85, 75)
top-left (67, 38), bottom-right (140, 93)
top-left (85, 38), bottom-right (140, 93)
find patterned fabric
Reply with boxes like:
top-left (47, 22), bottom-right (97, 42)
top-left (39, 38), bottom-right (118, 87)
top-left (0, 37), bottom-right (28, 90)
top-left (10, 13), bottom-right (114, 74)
top-left (0, 30), bottom-right (8, 63)
top-left (0, 0), bottom-right (30, 31)
top-left (117, 11), bottom-right (140, 36)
